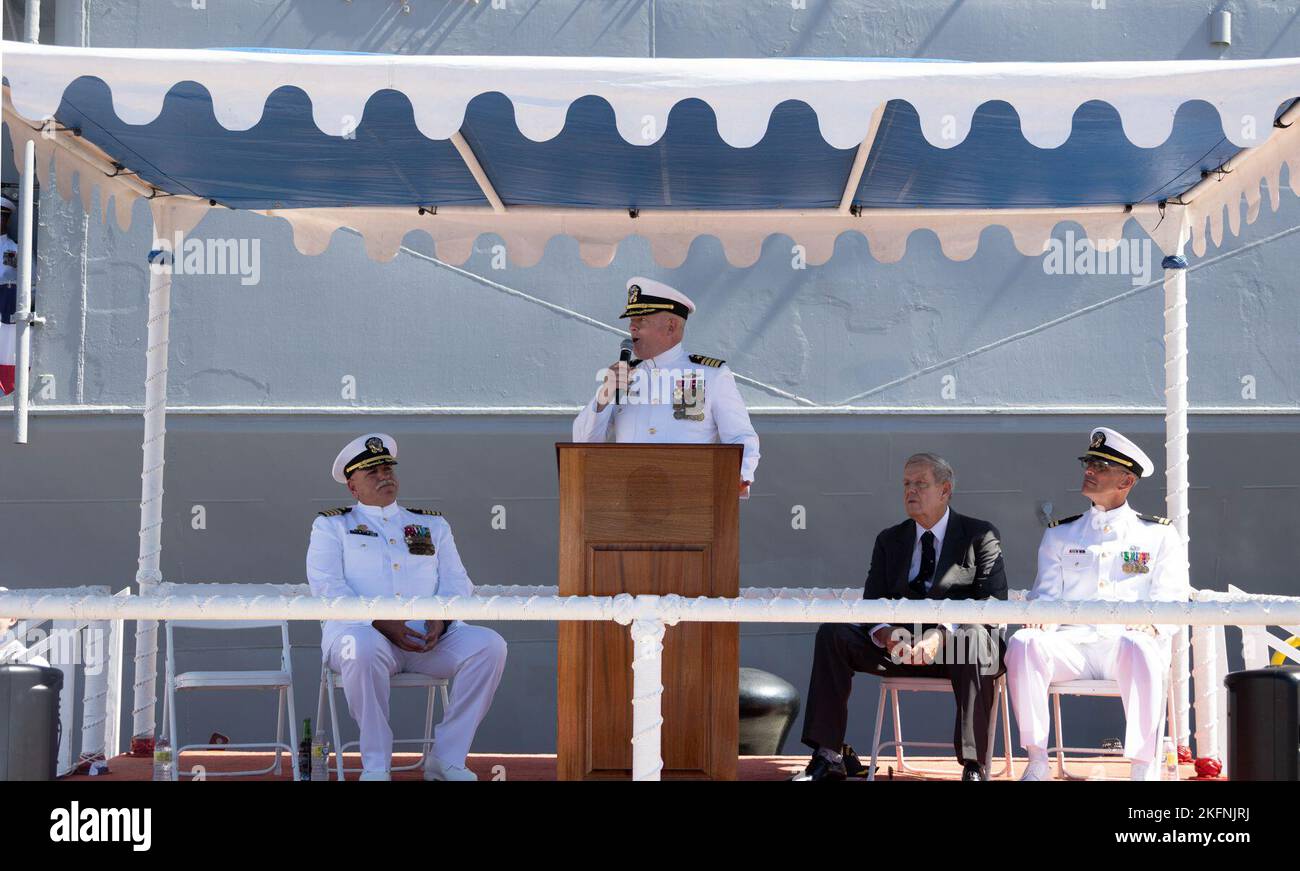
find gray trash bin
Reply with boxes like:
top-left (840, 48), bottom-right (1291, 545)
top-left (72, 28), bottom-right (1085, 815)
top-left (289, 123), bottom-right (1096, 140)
top-left (0, 663), bottom-right (63, 781)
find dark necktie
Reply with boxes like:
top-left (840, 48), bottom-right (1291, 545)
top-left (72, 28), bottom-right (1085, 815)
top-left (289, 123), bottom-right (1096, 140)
top-left (910, 530), bottom-right (936, 596)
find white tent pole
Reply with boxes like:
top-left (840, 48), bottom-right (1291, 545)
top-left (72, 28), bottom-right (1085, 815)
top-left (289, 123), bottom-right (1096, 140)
top-left (838, 104), bottom-right (885, 214)
top-left (450, 132), bottom-right (506, 214)
top-left (12, 138), bottom-right (36, 443)
top-left (1162, 235), bottom-right (1193, 752)
top-left (130, 207), bottom-right (174, 748)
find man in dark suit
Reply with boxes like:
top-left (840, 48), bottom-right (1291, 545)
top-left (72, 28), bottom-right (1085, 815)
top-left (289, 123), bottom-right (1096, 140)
top-left (794, 453), bottom-right (1008, 781)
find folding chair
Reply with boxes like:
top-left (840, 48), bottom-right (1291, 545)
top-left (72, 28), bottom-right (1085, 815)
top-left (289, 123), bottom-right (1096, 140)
top-left (868, 674), bottom-right (1014, 780)
top-left (317, 664), bottom-right (450, 780)
top-left (163, 620), bottom-right (299, 780)
top-left (1047, 670), bottom-right (1179, 780)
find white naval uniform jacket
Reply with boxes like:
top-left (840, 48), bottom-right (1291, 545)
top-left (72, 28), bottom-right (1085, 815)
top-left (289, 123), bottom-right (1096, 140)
top-left (1028, 502), bottom-right (1189, 640)
top-left (306, 501), bottom-right (474, 659)
top-left (571, 342), bottom-right (760, 482)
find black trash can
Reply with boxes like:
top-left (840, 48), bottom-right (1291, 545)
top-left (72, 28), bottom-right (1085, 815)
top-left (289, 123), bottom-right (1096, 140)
top-left (0, 663), bottom-right (63, 781)
top-left (1224, 665), bottom-right (1300, 781)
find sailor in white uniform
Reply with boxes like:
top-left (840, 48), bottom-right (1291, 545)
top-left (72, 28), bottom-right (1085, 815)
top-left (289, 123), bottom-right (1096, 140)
top-left (572, 277), bottom-right (760, 491)
top-left (306, 433), bottom-right (507, 781)
top-left (1006, 427), bottom-right (1189, 781)
top-left (0, 197), bottom-right (17, 286)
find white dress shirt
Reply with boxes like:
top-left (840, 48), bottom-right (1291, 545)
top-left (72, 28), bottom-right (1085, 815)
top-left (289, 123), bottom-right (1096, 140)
top-left (571, 341), bottom-right (761, 482)
top-left (871, 508), bottom-right (951, 645)
top-left (1028, 501), bottom-right (1189, 638)
top-left (306, 501), bottom-right (475, 658)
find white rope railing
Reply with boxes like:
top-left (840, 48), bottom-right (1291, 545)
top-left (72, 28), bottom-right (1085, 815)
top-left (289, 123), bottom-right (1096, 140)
top-left (9, 585), bottom-right (1291, 780)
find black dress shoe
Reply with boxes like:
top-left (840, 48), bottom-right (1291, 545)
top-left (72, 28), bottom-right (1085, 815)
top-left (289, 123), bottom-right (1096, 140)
top-left (961, 762), bottom-right (987, 781)
top-left (790, 753), bottom-right (847, 781)
top-left (841, 744), bottom-right (871, 778)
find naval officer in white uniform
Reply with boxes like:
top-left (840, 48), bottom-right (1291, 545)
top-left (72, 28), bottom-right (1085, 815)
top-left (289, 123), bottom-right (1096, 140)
top-left (306, 433), bottom-right (507, 781)
top-left (1006, 427), bottom-right (1189, 781)
top-left (572, 277), bottom-right (760, 491)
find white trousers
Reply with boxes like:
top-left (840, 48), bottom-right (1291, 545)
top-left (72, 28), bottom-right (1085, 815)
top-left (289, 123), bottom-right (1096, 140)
top-left (327, 622), bottom-right (507, 774)
top-left (1005, 628), bottom-right (1169, 763)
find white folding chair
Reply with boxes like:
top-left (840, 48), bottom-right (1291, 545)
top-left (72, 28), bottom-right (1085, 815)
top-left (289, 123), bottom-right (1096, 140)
top-left (1047, 670), bottom-right (1179, 780)
top-left (316, 664), bottom-right (449, 780)
top-left (163, 620), bottom-right (299, 781)
top-left (868, 674), bottom-right (1014, 780)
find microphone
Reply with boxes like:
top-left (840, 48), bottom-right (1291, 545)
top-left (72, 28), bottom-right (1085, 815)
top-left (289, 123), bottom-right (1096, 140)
top-left (616, 339), bottom-right (634, 406)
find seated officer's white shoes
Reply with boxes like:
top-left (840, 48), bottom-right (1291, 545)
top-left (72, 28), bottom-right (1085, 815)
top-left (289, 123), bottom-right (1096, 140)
top-left (424, 756), bottom-right (477, 782)
top-left (1019, 760), bottom-right (1051, 781)
top-left (359, 770), bottom-right (391, 782)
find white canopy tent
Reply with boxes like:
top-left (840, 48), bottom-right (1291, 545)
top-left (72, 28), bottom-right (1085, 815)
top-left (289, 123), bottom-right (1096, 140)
top-left (6, 40), bottom-right (1300, 762)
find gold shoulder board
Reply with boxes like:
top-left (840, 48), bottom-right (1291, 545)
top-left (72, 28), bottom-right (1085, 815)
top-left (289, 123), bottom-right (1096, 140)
top-left (688, 354), bottom-right (724, 368)
top-left (406, 507), bottom-right (443, 516)
top-left (1047, 513), bottom-right (1083, 528)
top-left (1137, 513), bottom-right (1172, 525)
top-left (317, 507), bottom-right (352, 517)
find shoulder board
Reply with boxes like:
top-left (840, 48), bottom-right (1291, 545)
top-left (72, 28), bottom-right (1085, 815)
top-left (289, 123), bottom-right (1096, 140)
top-left (1047, 513), bottom-right (1083, 528)
top-left (405, 507), bottom-right (442, 516)
top-left (317, 507), bottom-right (352, 517)
top-left (1137, 512), bottom-right (1172, 525)
top-left (689, 354), bottom-right (725, 368)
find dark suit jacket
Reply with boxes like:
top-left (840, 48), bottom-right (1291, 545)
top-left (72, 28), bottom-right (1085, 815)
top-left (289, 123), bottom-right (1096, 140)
top-left (863, 509), bottom-right (1008, 631)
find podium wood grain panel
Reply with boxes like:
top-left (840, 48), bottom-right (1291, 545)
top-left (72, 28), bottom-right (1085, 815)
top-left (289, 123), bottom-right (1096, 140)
top-left (556, 444), bottom-right (740, 781)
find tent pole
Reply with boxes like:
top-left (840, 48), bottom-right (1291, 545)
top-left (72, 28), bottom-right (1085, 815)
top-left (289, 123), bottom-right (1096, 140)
top-left (130, 208), bottom-right (174, 751)
top-left (1161, 243), bottom-right (1194, 754)
top-left (12, 139), bottom-right (36, 443)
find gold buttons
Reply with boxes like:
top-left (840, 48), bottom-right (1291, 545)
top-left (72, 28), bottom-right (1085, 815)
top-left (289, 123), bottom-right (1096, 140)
top-left (389, 539), bottom-right (396, 544)
top-left (393, 563), bottom-right (401, 570)
top-left (648, 427), bottom-right (657, 435)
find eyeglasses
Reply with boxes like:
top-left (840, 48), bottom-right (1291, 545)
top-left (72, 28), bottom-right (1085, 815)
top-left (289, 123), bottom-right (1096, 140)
top-left (1080, 458), bottom-right (1123, 473)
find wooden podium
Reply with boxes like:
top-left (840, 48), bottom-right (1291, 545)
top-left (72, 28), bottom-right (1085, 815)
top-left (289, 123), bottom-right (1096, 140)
top-left (556, 443), bottom-right (740, 781)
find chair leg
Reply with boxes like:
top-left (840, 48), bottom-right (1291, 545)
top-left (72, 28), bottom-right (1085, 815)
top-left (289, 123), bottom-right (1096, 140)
top-left (274, 686), bottom-right (285, 776)
top-left (1052, 693), bottom-right (1066, 781)
top-left (868, 683), bottom-right (887, 782)
top-left (285, 680), bottom-right (300, 782)
top-left (1001, 678), bottom-right (1014, 779)
top-left (890, 688), bottom-right (906, 773)
top-left (167, 681), bottom-right (180, 783)
top-left (328, 672), bottom-right (345, 782)
top-left (420, 685), bottom-right (436, 767)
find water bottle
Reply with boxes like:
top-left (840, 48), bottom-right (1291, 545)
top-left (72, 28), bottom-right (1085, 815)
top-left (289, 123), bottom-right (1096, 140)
top-left (152, 736), bottom-right (174, 782)
top-left (311, 729), bottom-right (330, 782)
top-left (298, 718), bottom-right (313, 781)
top-left (1161, 737), bottom-right (1178, 780)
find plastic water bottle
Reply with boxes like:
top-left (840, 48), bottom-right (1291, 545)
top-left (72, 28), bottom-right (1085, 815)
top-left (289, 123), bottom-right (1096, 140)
top-left (311, 729), bottom-right (330, 782)
top-left (152, 736), bottom-right (174, 782)
top-left (1161, 737), bottom-right (1178, 780)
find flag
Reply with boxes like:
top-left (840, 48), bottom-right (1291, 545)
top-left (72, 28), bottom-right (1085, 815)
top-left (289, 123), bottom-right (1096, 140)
top-left (0, 282), bottom-right (14, 397)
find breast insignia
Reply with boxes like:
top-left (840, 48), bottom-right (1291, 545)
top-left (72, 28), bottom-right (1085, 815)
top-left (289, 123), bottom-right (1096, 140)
top-left (405, 507), bottom-right (443, 516)
top-left (317, 507), bottom-right (353, 517)
top-left (1137, 513), bottom-right (1172, 525)
top-left (1047, 513), bottom-right (1083, 528)
top-left (688, 354), bottom-right (724, 368)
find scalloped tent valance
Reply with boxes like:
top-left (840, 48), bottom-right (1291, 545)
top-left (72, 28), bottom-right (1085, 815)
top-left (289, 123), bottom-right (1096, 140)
top-left (4, 41), bottom-right (1300, 264)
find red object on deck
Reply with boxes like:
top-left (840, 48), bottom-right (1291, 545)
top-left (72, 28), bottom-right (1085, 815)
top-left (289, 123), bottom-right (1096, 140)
top-left (1178, 745), bottom-right (1194, 764)
top-left (1195, 757), bottom-right (1223, 778)
top-left (128, 735), bottom-right (155, 758)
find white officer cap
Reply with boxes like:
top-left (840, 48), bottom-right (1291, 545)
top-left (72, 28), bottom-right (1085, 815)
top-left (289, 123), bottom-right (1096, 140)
top-left (1079, 427), bottom-right (1153, 478)
top-left (332, 433), bottom-right (398, 484)
top-left (0, 196), bottom-right (13, 213)
top-left (620, 277), bottom-right (696, 319)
